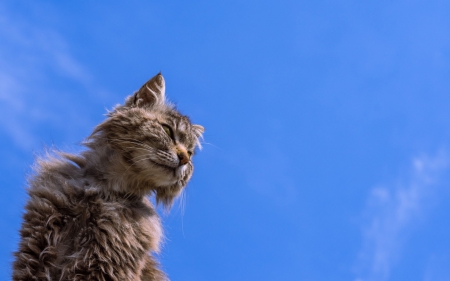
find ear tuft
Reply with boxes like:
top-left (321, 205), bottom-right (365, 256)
top-left (133, 73), bottom-right (166, 107)
top-left (192, 124), bottom-right (205, 137)
top-left (192, 124), bottom-right (204, 149)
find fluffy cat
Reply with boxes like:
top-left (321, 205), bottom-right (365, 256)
top-left (12, 73), bottom-right (204, 281)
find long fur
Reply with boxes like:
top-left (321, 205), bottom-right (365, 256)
top-left (12, 73), bottom-right (204, 281)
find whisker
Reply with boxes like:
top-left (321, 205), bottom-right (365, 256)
top-left (91, 136), bottom-right (153, 149)
top-left (118, 146), bottom-right (154, 154)
top-left (122, 156), bottom-right (154, 176)
top-left (109, 139), bottom-right (153, 150)
top-left (200, 142), bottom-right (221, 150)
top-left (128, 154), bottom-right (156, 163)
top-left (180, 190), bottom-right (186, 238)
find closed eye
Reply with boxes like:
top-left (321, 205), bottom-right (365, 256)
top-left (161, 124), bottom-right (174, 141)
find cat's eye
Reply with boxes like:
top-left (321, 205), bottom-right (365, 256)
top-left (187, 151), bottom-right (193, 156)
top-left (161, 124), bottom-right (174, 140)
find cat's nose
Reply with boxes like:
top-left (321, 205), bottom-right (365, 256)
top-left (177, 151), bottom-right (190, 166)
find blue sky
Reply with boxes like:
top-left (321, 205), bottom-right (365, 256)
top-left (1, 1), bottom-right (450, 280)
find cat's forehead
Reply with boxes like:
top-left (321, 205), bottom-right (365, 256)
top-left (155, 108), bottom-right (191, 128)
top-left (121, 107), bottom-right (197, 145)
top-left (163, 111), bottom-right (191, 129)
top-left (125, 106), bottom-right (190, 127)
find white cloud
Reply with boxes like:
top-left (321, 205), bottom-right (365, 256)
top-left (0, 3), bottom-right (103, 151)
top-left (354, 151), bottom-right (448, 281)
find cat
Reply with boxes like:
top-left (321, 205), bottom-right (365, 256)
top-left (12, 73), bottom-right (204, 281)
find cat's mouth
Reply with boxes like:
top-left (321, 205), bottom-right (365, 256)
top-left (148, 159), bottom-right (188, 182)
top-left (148, 159), bottom-right (177, 172)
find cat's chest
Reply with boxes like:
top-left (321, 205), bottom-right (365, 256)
top-left (116, 199), bottom-right (162, 252)
top-left (69, 196), bottom-right (162, 255)
top-left (57, 196), bottom-right (162, 279)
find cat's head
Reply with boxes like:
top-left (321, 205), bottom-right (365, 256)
top-left (91, 73), bottom-right (204, 206)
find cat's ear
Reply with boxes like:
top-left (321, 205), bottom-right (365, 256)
top-left (132, 73), bottom-right (166, 107)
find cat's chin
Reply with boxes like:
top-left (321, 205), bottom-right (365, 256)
top-left (146, 160), bottom-right (180, 186)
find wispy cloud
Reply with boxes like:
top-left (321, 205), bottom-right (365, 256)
top-left (0, 3), bottom-right (102, 151)
top-left (354, 151), bottom-right (448, 281)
